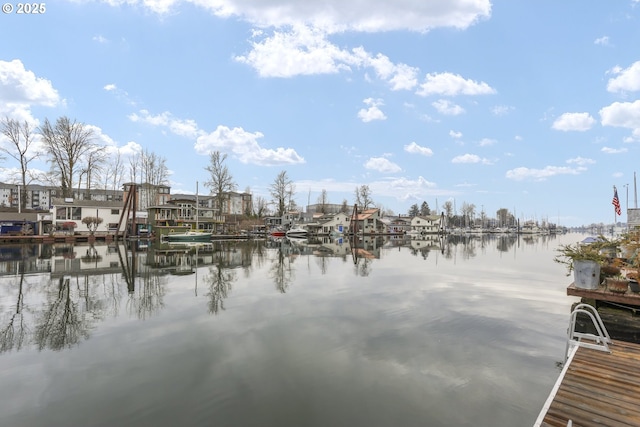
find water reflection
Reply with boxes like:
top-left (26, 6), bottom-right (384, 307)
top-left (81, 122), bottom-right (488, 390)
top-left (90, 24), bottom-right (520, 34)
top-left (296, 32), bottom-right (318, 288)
top-left (0, 233), bottom-right (562, 355)
top-left (0, 232), bottom-right (577, 427)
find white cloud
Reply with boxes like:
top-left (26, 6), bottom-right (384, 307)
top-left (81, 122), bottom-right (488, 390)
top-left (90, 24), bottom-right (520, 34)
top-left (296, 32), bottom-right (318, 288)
top-left (85, 124), bottom-right (117, 148)
top-left (491, 105), bottom-right (513, 116)
top-left (0, 59), bottom-right (60, 121)
top-left (451, 153), bottom-right (491, 164)
top-left (432, 99), bottom-right (465, 115)
top-left (175, 0), bottom-right (491, 33)
top-left (566, 156), bottom-right (595, 166)
top-left (404, 142), bottom-right (433, 156)
top-left (599, 100), bottom-right (640, 139)
top-left (118, 141), bottom-right (143, 156)
top-left (505, 166), bottom-right (585, 181)
top-left (129, 109), bottom-right (201, 139)
top-left (594, 36), bottom-right (610, 46)
top-left (416, 72), bottom-right (496, 97)
top-left (601, 146), bottom-right (628, 154)
top-left (358, 98), bottom-right (387, 122)
top-left (449, 130), bottom-right (463, 139)
top-left (607, 61), bottom-right (640, 93)
top-left (357, 49), bottom-right (419, 90)
top-left (235, 27), bottom-right (418, 90)
top-left (478, 138), bottom-right (496, 147)
top-left (93, 35), bottom-right (109, 43)
top-left (364, 157), bottom-right (401, 173)
top-left (235, 25), bottom-right (352, 78)
top-left (551, 112), bottom-right (596, 131)
top-left (195, 125), bottom-right (305, 166)
top-left (295, 175), bottom-right (444, 203)
top-left (104, 83), bottom-right (117, 91)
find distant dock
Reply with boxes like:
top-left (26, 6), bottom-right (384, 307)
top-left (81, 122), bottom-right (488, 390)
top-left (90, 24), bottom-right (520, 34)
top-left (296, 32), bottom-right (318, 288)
top-left (0, 234), bottom-right (115, 244)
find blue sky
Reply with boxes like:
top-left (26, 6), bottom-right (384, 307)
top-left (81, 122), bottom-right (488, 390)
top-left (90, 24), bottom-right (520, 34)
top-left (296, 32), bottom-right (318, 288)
top-left (1, 0), bottom-right (640, 226)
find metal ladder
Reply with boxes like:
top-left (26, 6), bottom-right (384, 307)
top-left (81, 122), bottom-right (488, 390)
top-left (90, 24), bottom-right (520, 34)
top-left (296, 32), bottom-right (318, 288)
top-left (565, 303), bottom-right (611, 360)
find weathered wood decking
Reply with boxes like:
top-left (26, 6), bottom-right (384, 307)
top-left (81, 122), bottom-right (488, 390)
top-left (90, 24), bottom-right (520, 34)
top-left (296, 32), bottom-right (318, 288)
top-left (567, 283), bottom-right (640, 306)
top-left (535, 339), bottom-right (640, 427)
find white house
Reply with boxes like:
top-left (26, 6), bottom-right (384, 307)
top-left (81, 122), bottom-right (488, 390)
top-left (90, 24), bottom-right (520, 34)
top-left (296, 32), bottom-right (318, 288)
top-left (410, 215), bottom-right (442, 234)
top-left (315, 212), bottom-right (351, 234)
top-left (51, 198), bottom-right (127, 234)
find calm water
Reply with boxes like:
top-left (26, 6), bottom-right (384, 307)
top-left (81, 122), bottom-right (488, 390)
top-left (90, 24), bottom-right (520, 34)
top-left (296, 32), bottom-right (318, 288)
top-left (0, 233), bottom-right (585, 427)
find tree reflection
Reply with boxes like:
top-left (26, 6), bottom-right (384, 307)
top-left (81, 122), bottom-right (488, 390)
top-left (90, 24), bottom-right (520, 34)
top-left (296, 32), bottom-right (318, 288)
top-left (0, 270), bottom-right (28, 353)
top-left (269, 243), bottom-right (295, 293)
top-left (204, 265), bottom-right (236, 314)
top-left (204, 250), bottom-right (237, 314)
top-left (127, 269), bottom-right (166, 320)
top-left (34, 277), bottom-right (91, 351)
top-left (354, 257), bottom-right (372, 276)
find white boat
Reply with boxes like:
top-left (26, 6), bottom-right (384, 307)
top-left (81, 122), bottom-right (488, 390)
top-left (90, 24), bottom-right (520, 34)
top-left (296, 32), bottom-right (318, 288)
top-left (286, 226), bottom-right (308, 238)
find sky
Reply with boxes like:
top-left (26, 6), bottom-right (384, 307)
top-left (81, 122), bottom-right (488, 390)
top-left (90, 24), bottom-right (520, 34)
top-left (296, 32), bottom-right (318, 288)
top-left (1, 0), bottom-right (640, 227)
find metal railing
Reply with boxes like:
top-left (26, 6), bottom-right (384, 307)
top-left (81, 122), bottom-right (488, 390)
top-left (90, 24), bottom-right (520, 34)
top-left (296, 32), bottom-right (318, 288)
top-left (565, 303), bottom-right (611, 360)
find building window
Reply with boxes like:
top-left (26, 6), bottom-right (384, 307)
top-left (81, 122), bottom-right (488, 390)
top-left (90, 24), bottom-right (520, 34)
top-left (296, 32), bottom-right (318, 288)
top-left (111, 209), bottom-right (119, 215)
top-left (72, 207), bottom-right (81, 220)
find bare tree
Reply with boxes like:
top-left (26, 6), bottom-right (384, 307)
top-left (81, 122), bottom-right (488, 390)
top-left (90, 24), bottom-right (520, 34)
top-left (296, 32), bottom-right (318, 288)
top-left (204, 151), bottom-right (237, 215)
top-left (137, 149), bottom-right (169, 208)
top-left (253, 196), bottom-right (268, 218)
top-left (39, 116), bottom-right (95, 198)
top-left (442, 200), bottom-right (453, 219)
top-left (1, 117), bottom-right (41, 210)
top-left (340, 199), bottom-right (349, 213)
top-left (461, 202), bottom-right (476, 228)
top-left (128, 150), bottom-right (141, 183)
top-left (354, 184), bottom-right (373, 210)
top-left (317, 189), bottom-right (329, 214)
top-left (82, 148), bottom-right (108, 198)
top-left (270, 170), bottom-right (294, 217)
top-left (104, 149), bottom-right (125, 191)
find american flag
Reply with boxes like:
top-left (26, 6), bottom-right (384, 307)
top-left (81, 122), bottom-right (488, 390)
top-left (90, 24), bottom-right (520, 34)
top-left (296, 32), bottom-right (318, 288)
top-left (612, 186), bottom-right (621, 216)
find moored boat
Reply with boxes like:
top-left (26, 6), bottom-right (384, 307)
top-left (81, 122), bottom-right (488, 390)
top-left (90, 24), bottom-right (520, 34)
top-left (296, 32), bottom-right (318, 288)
top-left (165, 231), bottom-right (212, 242)
top-left (270, 228), bottom-right (286, 237)
top-left (286, 226), bottom-right (308, 238)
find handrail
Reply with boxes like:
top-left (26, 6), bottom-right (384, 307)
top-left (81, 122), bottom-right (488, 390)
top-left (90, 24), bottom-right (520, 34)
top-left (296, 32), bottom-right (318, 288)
top-left (565, 303), bottom-right (611, 359)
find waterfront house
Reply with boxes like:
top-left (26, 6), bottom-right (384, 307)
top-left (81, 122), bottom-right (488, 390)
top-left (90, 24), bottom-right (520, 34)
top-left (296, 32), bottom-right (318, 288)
top-left (147, 197), bottom-right (220, 233)
top-left (410, 215), bottom-right (442, 234)
top-left (51, 198), bottom-right (127, 235)
top-left (351, 208), bottom-right (384, 234)
top-left (264, 212), bottom-right (300, 230)
top-left (313, 212), bottom-right (351, 235)
top-left (380, 215), bottom-right (412, 235)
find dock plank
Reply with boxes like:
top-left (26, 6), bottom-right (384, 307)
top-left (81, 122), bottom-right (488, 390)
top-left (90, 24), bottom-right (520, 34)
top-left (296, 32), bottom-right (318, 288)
top-left (567, 283), bottom-right (640, 306)
top-left (536, 340), bottom-right (640, 427)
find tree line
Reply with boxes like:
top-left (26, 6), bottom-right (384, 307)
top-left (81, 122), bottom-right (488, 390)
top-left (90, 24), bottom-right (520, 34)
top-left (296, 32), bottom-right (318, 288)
top-left (1, 115), bottom-right (520, 223)
top-left (0, 116), bottom-right (169, 211)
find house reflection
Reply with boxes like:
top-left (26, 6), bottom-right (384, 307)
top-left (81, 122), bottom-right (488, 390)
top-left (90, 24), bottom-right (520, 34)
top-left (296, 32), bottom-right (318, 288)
top-left (0, 233), bottom-right (560, 353)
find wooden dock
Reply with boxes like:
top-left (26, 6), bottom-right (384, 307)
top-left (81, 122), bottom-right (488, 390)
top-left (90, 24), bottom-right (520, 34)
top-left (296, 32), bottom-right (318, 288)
top-left (567, 283), bottom-right (640, 306)
top-left (535, 339), bottom-right (640, 427)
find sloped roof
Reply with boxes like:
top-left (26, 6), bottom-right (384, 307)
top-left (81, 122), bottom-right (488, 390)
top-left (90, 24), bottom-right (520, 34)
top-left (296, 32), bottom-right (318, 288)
top-left (353, 208), bottom-right (379, 220)
top-left (51, 198), bottom-right (124, 208)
